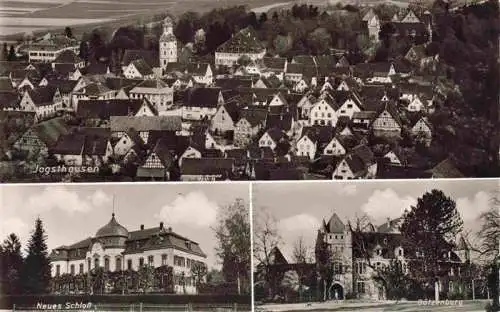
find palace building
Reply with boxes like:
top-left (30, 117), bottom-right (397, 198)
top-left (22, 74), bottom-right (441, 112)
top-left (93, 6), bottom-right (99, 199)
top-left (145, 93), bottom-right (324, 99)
top-left (49, 213), bottom-right (207, 294)
top-left (258, 212), bottom-right (472, 301)
top-left (214, 27), bottom-right (266, 67)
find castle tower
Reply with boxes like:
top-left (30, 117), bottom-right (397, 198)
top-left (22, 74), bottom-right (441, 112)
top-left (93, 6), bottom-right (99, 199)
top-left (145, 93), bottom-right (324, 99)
top-left (317, 213), bottom-right (353, 299)
top-left (160, 16), bottom-right (177, 70)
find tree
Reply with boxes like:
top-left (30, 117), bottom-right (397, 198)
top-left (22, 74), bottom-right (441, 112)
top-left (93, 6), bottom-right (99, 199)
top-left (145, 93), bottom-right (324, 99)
top-left (399, 189), bottom-right (463, 301)
top-left (64, 26), bottom-right (73, 38)
top-left (281, 270), bottom-right (300, 301)
top-left (0, 233), bottom-right (23, 294)
top-left (214, 198), bottom-right (251, 295)
top-left (253, 207), bottom-right (281, 298)
top-left (191, 262), bottom-right (208, 290)
top-left (478, 189), bottom-right (500, 261)
top-left (78, 41), bottom-right (89, 63)
top-left (175, 15), bottom-right (196, 44)
top-left (292, 236), bottom-right (311, 301)
top-left (21, 218), bottom-right (51, 294)
top-left (2, 43), bottom-right (7, 61)
top-left (138, 264), bottom-right (155, 293)
top-left (7, 45), bottom-right (16, 61)
top-left (237, 55), bottom-right (251, 67)
top-left (306, 28), bottom-right (332, 55)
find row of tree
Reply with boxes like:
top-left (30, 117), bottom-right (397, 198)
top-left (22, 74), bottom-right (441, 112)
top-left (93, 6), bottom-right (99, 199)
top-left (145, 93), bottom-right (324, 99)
top-left (0, 218), bottom-right (51, 295)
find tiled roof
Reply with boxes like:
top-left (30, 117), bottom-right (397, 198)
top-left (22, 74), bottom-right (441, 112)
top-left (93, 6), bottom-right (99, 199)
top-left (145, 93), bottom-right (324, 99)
top-left (0, 93), bottom-right (19, 109)
top-left (238, 107), bottom-right (267, 127)
top-left (122, 49), bottom-right (159, 68)
top-left (429, 158), bottom-right (464, 178)
top-left (262, 57), bottom-right (287, 71)
top-left (130, 59), bottom-right (153, 76)
top-left (53, 50), bottom-right (82, 64)
top-left (325, 213), bottom-right (345, 233)
top-left (45, 79), bottom-right (77, 94)
top-left (51, 133), bottom-right (85, 155)
top-left (216, 27), bottom-right (264, 54)
top-left (185, 87), bottom-right (221, 108)
top-left (104, 77), bottom-right (141, 90)
top-left (215, 77), bottom-right (253, 90)
top-left (31, 117), bottom-right (70, 147)
top-left (110, 116), bottom-right (182, 132)
top-left (76, 99), bottom-right (144, 119)
top-left (27, 86), bottom-right (58, 106)
top-left (181, 157), bottom-right (234, 176)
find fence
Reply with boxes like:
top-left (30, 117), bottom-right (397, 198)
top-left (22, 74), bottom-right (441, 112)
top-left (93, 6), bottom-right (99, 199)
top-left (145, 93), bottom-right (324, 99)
top-left (12, 303), bottom-right (251, 312)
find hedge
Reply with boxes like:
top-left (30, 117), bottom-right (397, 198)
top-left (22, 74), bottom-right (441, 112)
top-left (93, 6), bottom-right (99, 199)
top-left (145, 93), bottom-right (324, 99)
top-left (0, 294), bottom-right (251, 309)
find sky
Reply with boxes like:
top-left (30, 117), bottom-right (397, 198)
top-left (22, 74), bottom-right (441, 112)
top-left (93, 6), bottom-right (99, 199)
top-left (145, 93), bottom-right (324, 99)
top-left (0, 183), bottom-right (250, 270)
top-left (253, 179), bottom-right (499, 263)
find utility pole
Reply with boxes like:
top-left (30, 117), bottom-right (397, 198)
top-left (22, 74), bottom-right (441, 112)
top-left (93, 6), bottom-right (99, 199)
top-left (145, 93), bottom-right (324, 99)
top-left (472, 279), bottom-right (475, 300)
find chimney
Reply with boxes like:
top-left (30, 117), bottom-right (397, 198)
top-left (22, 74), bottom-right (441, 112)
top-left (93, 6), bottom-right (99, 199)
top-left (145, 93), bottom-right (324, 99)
top-left (160, 222), bottom-right (164, 230)
top-left (140, 224), bottom-right (144, 230)
top-left (386, 217), bottom-right (391, 225)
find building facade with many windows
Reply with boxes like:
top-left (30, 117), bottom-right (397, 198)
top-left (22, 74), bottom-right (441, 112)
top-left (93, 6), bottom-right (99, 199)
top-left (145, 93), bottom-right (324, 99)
top-left (49, 213), bottom-right (207, 294)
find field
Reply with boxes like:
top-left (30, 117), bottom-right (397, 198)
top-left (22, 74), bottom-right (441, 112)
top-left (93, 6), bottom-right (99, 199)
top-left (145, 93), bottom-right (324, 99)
top-left (0, 0), bottom-right (294, 40)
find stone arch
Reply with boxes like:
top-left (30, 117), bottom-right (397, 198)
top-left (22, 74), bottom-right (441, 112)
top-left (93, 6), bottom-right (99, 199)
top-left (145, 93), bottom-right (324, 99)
top-left (329, 281), bottom-right (344, 300)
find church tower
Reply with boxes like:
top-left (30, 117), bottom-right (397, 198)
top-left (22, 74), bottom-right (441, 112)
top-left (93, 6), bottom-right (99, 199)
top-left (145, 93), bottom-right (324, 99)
top-left (160, 16), bottom-right (177, 70)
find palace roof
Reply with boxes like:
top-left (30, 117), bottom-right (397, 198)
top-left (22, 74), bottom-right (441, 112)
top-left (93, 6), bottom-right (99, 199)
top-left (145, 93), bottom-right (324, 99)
top-left (216, 27), bottom-right (265, 54)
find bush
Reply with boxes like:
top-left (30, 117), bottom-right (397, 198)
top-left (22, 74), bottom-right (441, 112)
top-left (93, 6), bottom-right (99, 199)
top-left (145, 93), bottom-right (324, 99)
top-left (485, 302), bottom-right (500, 312)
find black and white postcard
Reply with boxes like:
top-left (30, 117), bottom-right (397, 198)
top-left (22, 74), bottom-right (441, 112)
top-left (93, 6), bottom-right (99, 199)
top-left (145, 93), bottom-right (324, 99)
top-left (0, 0), bottom-right (498, 182)
top-left (0, 182), bottom-right (251, 311)
top-left (253, 179), bottom-right (500, 311)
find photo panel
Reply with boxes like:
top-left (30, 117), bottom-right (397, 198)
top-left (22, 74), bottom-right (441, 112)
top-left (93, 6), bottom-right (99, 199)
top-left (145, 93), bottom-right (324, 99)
top-left (252, 179), bottom-right (500, 312)
top-left (0, 0), bottom-right (498, 184)
top-left (0, 182), bottom-right (252, 311)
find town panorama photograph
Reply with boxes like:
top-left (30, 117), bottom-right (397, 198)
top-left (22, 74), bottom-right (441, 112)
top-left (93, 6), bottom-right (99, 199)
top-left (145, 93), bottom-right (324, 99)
top-left (0, 0), bottom-right (498, 182)
top-left (0, 183), bottom-right (251, 311)
top-left (252, 179), bottom-right (500, 311)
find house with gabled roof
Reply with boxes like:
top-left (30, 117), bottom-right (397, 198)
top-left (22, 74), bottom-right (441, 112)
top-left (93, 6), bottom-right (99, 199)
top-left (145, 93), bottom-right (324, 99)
top-left (332, 144), bottom-right (377, 179)
top-left (136, 138), bottom-right (176, 181)
top-left (129, 79), bottom-right (174, 112)
top-left (210, 100), bottom-right (240, 134)
top-left (51, 132), bottom-right (86, 166)
top-left (72, 81), bottom-right (115, 111)
top-left (110, 115), bottom-right (182, 143)
top-left (215, 27), bottom-right (266, 67)
top-left (297, 93), bottom-right (316, 121)
top-left (309, 95), bottom-right (338, 127)
top-left (410, 116), bottom-right (433, 146)
top-left (259, 127), bottom-right (287, 151)
top-left (13, 117), bottom-right (69, 156)
top-left (295, 130), bottom-right (318, 160)
top-left (234, 107), bottom-right (268, 148)
top-left (123, 59), bottom-right (154, 79)
top-left (427, 158), bottom-right (464, 178)
top-left (332, 90), bottom-right (363, 119)
top-left (180, 158), bottom-right (234, 181)
top-left (19, 86), bottom-right (63, 119)
top-left (371, 102), bottom-right (403, 137)
top-left (182, 87), bottom-right (223, 121)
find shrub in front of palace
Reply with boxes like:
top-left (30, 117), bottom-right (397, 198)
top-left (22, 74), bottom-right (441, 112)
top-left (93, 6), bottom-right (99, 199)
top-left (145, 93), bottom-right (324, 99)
top-left (50, 265), bottom-right (174, 295)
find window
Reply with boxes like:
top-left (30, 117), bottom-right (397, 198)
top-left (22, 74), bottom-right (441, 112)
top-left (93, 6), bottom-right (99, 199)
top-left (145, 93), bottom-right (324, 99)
top-left (116, 257), bottom-right (122, 271)
top-left (139, 257), bottom-right (144, 267)
top-left (88, 259), bottom-right (91, 271)
top-left (94, 258), bottom-right (99, 269)
top-left (104, 258), bottom-right (110, 272)
top-left (127, 259), bottom-right (132, 270)
top-left (449, 281), bottom-right (453, 292)
top-left (357, 281), bottom-right (366, 294)
top-left (347, 104), bottom-right (353, 108)
top-left (162, 254), bottom-right (167, 266)
top-left (148, 255), bottom-right (154, 266)
top-left (70, 264), bottom-right (75, 275)
top-left (56, 265), bottom-right (60, 276)
top-left (79, 263), bottom-right (84, 274)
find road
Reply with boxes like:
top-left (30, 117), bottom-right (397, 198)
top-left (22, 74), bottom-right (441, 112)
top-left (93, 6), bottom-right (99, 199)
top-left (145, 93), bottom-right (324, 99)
top-left (257, 300), bottom-right (491, 312)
